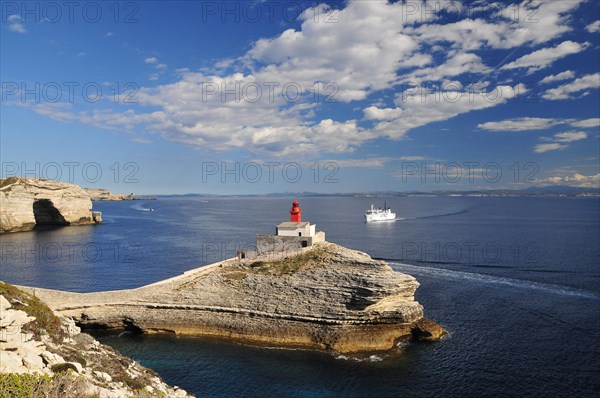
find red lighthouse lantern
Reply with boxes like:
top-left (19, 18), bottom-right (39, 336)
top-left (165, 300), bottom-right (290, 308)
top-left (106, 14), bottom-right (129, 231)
top-left (290, 200), bottom-right (302, 222)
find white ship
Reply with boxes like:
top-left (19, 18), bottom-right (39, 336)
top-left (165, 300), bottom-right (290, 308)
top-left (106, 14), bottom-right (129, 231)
top-left (365, 203), bottom-right (396, 222)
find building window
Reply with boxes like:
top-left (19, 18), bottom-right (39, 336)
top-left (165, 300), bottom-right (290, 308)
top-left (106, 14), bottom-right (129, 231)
top-left (298, 232), bottom-right (302, 236)
top-left (301, 240), bottom-right (308, 248)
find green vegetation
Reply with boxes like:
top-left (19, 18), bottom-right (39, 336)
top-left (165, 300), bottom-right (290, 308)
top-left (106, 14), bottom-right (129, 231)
top-left (0, 283), bottom-right (174, 397)
top-left (0, 373), bottom-right (50, 398)
top-left (59, 345), bottom-right (88, 368)
top-left (239, 246), bottom-right (330, 277)
top-left (0, 281), bottom-right (63, 342)
top-left (50, 363), bottom-right (79, 373)
top-left (0, 372), bottom-right (94, 398)
top-left (0, 176), bottom-right (22, 192)
top-left (223, 271), bottom-right (248, 281)
top-left (0, 177), bottom-right (20, 189)
top-left (113, 373), bottom-right (145, 391)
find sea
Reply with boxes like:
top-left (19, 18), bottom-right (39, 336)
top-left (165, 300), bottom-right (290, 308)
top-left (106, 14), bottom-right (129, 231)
top-left (1, 196), bottom-right (599, 397)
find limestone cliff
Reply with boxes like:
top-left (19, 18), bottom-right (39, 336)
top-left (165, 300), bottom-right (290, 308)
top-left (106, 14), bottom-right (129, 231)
top-left (84, 188), bottom-right (135, 201)
top-left (0, 283), bottom-right (192, 397)
top-left (19, 243), bottom-right (445, 354)
top-left (0, 178), bottom-right (102, 233)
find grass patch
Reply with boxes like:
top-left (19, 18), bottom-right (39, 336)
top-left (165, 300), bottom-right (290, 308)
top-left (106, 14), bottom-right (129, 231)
top-left (235, 246), bottom-right (330, 277)
top-left (0, 373), bottom-right (50, 398)
top-left (0, 282), bottom-right (64, 342)
top-left (0, 372), bottom-right (95, 398)
top-left (113, 373), bottom-right (145, 391)
top-left (0, 177), bottom-right (20, 189)
top-left (60, 347), bottom-right (88, 367)
top-left (223, 271), bottom-right (247, 281)
top-left (50, 363), bottom-right (79, 373)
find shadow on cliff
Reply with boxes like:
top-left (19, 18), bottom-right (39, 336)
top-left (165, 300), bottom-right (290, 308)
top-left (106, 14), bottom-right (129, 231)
top-left (33, 199), bottom-right (69, 230)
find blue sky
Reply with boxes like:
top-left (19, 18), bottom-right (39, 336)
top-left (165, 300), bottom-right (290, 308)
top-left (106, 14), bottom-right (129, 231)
top-left (1, 0), bottom-right (599, 194)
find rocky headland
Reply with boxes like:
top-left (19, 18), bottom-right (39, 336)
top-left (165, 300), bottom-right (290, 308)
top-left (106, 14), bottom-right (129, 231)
top-left (18, 242), bottom-right (445, 354)
top-left (0, 282), bottom-right (192, 397)
top-left (0, 178), bottom-right (102, 234)
top-left (84, 188), bottom-right (135, 201)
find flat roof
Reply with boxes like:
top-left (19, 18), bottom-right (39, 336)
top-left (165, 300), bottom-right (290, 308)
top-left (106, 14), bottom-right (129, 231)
top-left (277, 222), bottom-right (310, 229)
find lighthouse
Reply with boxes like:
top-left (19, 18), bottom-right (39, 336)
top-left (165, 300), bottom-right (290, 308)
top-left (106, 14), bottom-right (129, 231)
top-left (237, 200), bottom-right (325, 260)
top-left (290, 200), bottom-right (301, 222)
top-left (276, 200), bottom-right (318, 238)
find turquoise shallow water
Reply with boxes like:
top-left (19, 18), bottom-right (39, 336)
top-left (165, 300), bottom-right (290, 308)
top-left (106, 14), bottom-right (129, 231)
top-left (1, 197), bottom-right (599, 396)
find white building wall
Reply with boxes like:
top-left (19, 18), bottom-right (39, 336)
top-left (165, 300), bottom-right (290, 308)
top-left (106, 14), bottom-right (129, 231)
top-left (277, 223), bottom-right (318, 237)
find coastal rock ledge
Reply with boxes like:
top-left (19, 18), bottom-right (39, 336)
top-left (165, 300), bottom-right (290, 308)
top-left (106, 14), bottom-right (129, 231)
top-left (20, 243), bottom-right (445, 353)
top-left (0, 177), bottom-right (101, 233)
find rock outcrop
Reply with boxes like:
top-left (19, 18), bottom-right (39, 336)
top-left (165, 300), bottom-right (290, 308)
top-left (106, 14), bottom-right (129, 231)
top-left (0, 283), bottom-right (192, 397)
top-left (84, 188), bottom-right (135, 201)
top-left (0, 178), bottom-right (102, 233)
top-left (19, 243), bottom-right (445, 353)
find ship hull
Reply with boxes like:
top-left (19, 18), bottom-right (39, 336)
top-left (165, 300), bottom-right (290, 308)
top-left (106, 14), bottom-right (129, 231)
top-left (365, 213), bottom-right (396, 222)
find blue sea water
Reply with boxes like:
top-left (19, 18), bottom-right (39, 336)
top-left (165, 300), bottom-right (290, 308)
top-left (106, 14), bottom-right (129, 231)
top-left (1, 197), bottom-right (599, 397)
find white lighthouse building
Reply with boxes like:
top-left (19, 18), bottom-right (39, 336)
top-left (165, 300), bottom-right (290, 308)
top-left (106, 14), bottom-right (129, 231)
top-left (275, 200), bottom-right (317, 237)
top-left (237, 200), bottom-right (325, 259)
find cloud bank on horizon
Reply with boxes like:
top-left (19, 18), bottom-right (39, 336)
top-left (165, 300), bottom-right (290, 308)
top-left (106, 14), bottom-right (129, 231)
top-left (1, 0), bottom-right (599, 191)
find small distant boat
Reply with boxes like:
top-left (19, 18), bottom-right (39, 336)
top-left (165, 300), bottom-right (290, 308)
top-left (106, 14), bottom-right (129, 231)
top-left (365, 202), bottom-right (396, 222)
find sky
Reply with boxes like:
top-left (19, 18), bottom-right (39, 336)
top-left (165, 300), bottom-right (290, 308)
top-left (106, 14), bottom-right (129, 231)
top-left (1, 0), bottom-right (599, 195)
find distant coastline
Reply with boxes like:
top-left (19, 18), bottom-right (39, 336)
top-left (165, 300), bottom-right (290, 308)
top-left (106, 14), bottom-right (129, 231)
top-left (151, 186), bottom-right (599, 199)
top-left (83, 188), bottom-right (156, 201)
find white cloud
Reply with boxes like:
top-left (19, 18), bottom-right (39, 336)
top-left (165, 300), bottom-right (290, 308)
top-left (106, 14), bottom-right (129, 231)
top-left (323, 158), bottom-right (393, 168)
top-left (586, 20), bottom-right (600, 33)
top-left (77, 52), bottom-right (86, 57)
top-left (502, 41), bottom-right (587, 74)
top-left (247, 1), bottom-right (424, 102)
top-left (478, 117), bottom-right (558, 131)
top-left (131, 137), bottom-right (152, 144)
top-left (535, 130), bottom-right (588, 153)
top-left (569, 118), bottom-right (600, 128)
top-left (543, 73), bottom-right (600, 100)
top-left (533, 173), bottom-right (600, 188)
top-left (7, 15), bottom-right (27, 34)
top-left (553, 131), bottom-right (587, 142)
top-left (479, 117), bottom-right (591, 154)
top-left (406, 52), bottom-right (490, 82)
top-left (105, 32), bottom-right (115, 37)
top-left (534, 143), bottom-right (567, 153)
top-left (479, 117), bottom-right (600, 131)
top-left (398, 156), bottom-right (432, 161)
top-left (409, 0), bottom-right (585, 50)
top-left (28, 103), bottom-right (77, 123)
top-left (364, 84), bottom-right (525, 139)
top-left (540, 70), bottom-right (575, 84)
top-left (12, 0), bottom-right (589, 158)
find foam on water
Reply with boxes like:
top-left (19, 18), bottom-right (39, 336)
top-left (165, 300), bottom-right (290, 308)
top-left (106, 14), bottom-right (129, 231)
top-left (390, 262), bottom-right (600, 300)
top-left (131, 203), bottom-right (153, 212)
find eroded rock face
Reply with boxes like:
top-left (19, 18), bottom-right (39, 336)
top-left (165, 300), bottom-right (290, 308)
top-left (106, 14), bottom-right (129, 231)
top-left (21, 243), bottom-right (445, 353)
top-left (0, 178), bottom-right (102, 233)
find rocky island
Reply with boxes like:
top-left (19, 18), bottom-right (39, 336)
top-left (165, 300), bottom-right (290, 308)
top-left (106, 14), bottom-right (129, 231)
top-left (17, 242), bottom-right (445, 354)
top-left (0, 178), bottom-right (102, 234)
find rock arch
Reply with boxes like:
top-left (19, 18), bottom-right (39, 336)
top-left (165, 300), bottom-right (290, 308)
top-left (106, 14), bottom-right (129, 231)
top-left (0, 178), bottom-right (102, 233)
top-left (33, 199), bottom-right (68, 226)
